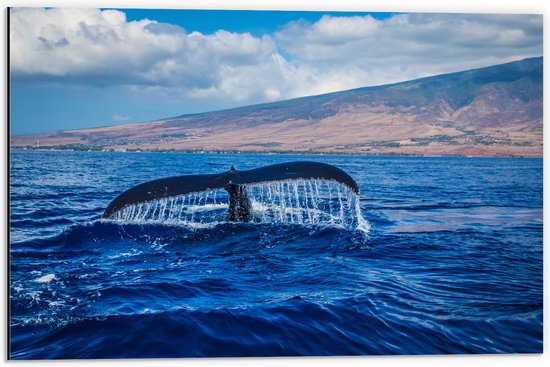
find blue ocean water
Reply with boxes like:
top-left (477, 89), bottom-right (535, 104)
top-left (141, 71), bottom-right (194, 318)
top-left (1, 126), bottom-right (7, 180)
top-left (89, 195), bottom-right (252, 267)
top-left (9, 150), bottom-right (543, 359)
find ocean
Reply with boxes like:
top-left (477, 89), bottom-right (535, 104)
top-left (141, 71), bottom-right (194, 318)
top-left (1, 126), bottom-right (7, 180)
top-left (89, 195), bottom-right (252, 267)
top-left (8, 150), bottom-right (543, 359)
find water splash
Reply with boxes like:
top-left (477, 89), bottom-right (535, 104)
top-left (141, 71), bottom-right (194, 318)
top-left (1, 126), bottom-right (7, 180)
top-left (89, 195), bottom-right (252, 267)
top-left (111, 189), bottom-right (229, 225)
top-left (110, 179), bottom-right (369, 234)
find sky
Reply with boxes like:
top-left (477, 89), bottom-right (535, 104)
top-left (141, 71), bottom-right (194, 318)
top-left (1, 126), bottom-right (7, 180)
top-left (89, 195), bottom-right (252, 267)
top-left (9, 8), bottom-right (543, 135)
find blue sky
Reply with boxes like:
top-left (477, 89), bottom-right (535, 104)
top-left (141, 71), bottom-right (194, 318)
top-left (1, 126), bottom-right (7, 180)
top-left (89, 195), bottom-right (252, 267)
top-left (121, 9), bottom-right (397, 36)
top-left (9, 8), bottom-right (542, 135)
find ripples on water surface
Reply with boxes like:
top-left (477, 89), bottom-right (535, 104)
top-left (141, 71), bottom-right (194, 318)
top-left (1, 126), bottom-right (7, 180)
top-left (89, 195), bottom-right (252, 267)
top-left (9, 151), bottom-right (543, 359)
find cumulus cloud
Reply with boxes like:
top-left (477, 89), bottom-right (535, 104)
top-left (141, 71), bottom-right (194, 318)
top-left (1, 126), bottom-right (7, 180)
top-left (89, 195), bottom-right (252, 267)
top-left (275, 13), bottom-right (543, 91)
top-left (10, 8), bottom-right (543, 106)
top-left (11, 8), bottom-right (184, 83)
top-left (9, 7), bottom-right (297, 103)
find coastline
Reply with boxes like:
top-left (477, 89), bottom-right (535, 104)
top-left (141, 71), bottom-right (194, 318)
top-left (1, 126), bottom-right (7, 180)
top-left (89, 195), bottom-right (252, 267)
top-left (8, 146), bottom-right (543, 159)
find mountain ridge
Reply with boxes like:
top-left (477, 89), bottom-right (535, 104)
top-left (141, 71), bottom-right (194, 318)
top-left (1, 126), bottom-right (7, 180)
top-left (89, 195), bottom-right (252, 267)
top-left (11, 57), bottom-right (543, 157)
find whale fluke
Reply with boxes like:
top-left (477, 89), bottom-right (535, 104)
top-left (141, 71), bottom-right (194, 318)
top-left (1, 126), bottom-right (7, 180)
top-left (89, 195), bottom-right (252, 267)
top-left (102, 161), bottom-right (360, 221)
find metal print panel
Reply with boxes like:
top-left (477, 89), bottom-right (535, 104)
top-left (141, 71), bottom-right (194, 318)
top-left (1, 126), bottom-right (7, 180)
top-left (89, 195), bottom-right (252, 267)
top-left (8, 7), bottom-right (543, 359)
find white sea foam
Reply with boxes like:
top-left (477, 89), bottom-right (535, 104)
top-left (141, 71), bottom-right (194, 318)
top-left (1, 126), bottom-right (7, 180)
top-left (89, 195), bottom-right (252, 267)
top-left (33, 274), bottom-right (56, 283)
top-left (107, 249), bottom-right (143, 259)
top-left (47, 300), bottom-right (66, 307)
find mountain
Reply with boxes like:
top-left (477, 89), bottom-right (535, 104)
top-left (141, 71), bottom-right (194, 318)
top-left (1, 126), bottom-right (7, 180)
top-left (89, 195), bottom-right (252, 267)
top-left (11, 57), bottom-right (543, 157)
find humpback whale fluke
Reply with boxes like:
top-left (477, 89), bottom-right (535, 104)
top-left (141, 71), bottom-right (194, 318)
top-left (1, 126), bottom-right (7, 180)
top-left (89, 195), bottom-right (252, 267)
top-left (102, 161), bottom-right (360, 222)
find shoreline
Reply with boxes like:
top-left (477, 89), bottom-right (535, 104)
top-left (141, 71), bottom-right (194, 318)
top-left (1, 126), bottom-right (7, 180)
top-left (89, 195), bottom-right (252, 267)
top-left (9, 146), bottom-right (543, 159)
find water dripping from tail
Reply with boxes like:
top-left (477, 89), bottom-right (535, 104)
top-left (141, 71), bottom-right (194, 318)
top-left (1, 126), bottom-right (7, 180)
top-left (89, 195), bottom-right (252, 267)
top-left (111, 189), bottom-right (230, 229)
top-left (246, 179), bottom-right (369, 234)
top-left (108, 179), bottom-right (369, 235)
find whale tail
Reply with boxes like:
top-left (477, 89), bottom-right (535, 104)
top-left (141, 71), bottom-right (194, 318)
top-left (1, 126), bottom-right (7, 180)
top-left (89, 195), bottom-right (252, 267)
top-left (102, 161), bottom-right (360, 222)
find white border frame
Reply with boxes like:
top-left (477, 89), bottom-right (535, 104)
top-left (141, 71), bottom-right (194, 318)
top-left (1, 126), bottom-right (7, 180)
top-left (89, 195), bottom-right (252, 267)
top-left (1, 1), bottom-right (547, 366)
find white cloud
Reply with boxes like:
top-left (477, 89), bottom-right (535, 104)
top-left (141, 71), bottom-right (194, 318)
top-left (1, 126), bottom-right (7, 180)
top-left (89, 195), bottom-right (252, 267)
top-left (275, 13), bottom-right (543, 91)
top-left (10, 8), bottom-right (543, 107)
top-left (112, 114), bottom-right (130, 122)
top-left (10, 9), bottom-right (281, 89)
top-left (11, 8), bottom-right (184, 82)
